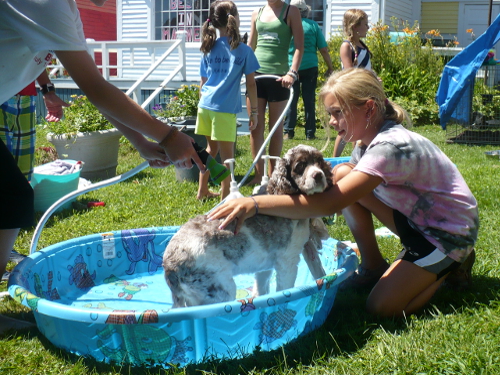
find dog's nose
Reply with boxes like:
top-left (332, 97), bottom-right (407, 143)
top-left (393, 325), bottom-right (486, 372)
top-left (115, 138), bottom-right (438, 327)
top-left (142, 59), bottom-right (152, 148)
top-left (312, 171), bottom-right (323, 182)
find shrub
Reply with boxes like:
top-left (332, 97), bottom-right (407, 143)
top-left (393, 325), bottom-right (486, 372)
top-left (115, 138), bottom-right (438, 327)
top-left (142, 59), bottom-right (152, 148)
top-left (316, 19), bottom-right (447, 126)
top-left (367, 18), bottom-right (444, 124)
top-left (153, 84), bottom-right (200, 119)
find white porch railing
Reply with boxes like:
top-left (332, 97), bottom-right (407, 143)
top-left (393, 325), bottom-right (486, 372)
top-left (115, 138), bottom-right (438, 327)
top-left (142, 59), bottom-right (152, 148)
top-left (48, 31), bottom-right (190, 108)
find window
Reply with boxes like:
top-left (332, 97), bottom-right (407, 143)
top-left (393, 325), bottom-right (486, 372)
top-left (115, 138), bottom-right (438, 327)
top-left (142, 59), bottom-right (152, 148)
top-left (154, 0), bottom-right (327, 41)
top-left (308, 0), bottom-right (324, 28)
top-left (155, 0), bottom-right (210, 42)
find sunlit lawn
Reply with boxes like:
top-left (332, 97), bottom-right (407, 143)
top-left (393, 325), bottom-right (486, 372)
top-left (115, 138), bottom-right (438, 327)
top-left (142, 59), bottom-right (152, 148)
top-left (0, 123), bottom-right (499, 374)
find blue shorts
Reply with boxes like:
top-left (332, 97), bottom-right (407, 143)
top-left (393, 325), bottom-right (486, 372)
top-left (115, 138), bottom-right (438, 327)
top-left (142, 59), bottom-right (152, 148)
top-left (393, 210), bottom-right (460, 279)
top-left (195, 108), bottom-right (237, 142)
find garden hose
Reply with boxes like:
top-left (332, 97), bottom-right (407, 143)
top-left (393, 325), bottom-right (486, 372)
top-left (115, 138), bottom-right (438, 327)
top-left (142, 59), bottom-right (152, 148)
top-left (30, 162), bottom-right (150, 254)
top-left (30, 75), bottom-right (292, 252)
top-left (206, 74), bottom-right (294, 214)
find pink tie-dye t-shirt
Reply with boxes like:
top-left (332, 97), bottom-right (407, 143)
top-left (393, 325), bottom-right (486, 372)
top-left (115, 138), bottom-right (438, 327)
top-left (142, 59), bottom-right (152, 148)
top-left (351, 121), bottom-right (478, 262)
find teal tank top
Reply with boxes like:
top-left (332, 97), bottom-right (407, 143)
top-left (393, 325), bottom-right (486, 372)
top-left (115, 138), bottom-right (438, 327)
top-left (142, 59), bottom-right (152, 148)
top-left (255, 5), bottom-right (292, 75)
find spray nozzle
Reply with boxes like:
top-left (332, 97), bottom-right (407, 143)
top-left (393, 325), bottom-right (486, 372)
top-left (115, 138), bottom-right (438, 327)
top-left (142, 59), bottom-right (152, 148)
top-left (224, 158), bottom-right (244, 199)
top-left (193, 143), bottom-right (230, 185)
top-left (252, 155), bottom-right (281, 195)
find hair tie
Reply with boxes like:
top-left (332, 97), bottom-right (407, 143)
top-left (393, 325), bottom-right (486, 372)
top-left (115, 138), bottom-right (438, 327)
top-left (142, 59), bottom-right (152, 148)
top-left (207, 18), bottom-right (211, 23)
top-left (384, 98), bottom-right (389, 105)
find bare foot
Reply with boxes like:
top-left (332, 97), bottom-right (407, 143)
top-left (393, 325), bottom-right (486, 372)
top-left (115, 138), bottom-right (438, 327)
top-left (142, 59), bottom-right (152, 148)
top-left (0, 314), bottom-right (36, 335)
top-left (197, 191), bottom-right (220, 200)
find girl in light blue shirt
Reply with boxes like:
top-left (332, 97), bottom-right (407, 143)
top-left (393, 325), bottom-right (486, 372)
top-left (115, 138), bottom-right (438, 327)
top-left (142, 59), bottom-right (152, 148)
top-left (196, 0), bottom-right (260, 200)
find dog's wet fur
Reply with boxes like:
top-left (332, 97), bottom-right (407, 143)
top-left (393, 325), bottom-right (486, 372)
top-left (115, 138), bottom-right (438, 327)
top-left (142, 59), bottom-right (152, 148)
top-left (163, 145), bottom-right (334, 307)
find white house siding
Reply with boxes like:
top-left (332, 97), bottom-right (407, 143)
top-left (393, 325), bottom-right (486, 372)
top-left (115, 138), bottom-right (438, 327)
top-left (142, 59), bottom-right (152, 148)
top-left (118, 0), bottom-right (157, 81)
top-left (234, 1), bottom-right (263, 35)
top-left (116, 0), bottom-right (259, 83)
top-left (116, 1), bottom-right (263, 129)
top-left (118, 0), bottom-right (152, 39)
top-left (116, 0), bottom-right (392, 82)
top-left (384, 0), bottom-right (414, 27)
top-left (328, 1), bottom-right (379, 37)
top-left (458, 2), bottom-right (500, 47)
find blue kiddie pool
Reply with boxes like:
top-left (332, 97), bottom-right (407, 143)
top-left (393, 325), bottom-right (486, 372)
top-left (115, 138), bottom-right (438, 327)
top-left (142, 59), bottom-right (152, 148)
top-left (9, 154), bottom-right (357, 368)
top-left (8, 226), bottom-right (357, 368)
top-left (325, 156), bottom-right (351, 166)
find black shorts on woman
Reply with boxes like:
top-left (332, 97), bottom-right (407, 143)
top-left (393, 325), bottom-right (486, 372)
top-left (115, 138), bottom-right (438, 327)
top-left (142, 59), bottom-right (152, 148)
top-left (255, 73), bottom-right (290, 102)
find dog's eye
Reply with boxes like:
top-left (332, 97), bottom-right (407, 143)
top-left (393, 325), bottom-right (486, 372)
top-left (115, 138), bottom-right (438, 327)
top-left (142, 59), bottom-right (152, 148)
top-left (294, 162), bottom-right (306, 174)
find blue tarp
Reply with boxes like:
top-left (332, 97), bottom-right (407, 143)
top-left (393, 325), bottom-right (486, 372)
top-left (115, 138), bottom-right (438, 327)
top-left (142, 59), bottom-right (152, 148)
top-left (436, 13), bottom-right (500, 129)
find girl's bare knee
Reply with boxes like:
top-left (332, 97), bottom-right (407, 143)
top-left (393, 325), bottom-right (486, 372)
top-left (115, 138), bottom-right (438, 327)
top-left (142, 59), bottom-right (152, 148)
top-left (366, 292), bottom-right (404, 318)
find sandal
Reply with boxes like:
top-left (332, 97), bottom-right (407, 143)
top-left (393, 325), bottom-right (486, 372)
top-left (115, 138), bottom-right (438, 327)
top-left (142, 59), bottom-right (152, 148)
top-left (444, 249), bottom-right (476, 290)
top-left (340, 261), bottom-right (390, 290)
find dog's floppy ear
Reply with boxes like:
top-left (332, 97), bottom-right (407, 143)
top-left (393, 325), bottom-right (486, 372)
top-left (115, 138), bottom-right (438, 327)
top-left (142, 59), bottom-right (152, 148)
top-left (267, 157), bottom-right (296, 195)
top-left (321, 159), bottom-right (335, 190)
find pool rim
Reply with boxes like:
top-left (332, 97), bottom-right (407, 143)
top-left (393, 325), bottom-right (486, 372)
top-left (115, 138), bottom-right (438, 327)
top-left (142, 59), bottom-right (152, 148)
top-left (8, 226), bottom-right (358, 324)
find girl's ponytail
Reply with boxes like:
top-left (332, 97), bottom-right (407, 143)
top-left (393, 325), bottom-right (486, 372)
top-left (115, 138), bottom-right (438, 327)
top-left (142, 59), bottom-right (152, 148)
top-left (200, 18), bottom-right (217, 54)
top-left (201, 1), bottom-right (240, 53)
top-left (384, 100), bottom-right (412, 128)
top-left (226, 13), bottom-right (241, 50)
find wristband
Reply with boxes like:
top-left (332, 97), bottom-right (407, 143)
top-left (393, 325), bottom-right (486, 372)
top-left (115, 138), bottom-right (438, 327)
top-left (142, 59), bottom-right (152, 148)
top-left (40, 83), bottom-right (55, 95)
top-left (289, 69), bottom-right (299, 76)
top-left (159, 126), bottom-right (178, 149)
top-left (286, 72), bottom-right (297, 81)
top-left (250, 196), bottom-right (259, 216)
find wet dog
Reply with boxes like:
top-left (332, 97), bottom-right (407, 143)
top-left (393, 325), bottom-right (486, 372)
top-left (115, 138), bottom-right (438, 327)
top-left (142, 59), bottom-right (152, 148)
top-left (163, 145), bottom-right (333, 307)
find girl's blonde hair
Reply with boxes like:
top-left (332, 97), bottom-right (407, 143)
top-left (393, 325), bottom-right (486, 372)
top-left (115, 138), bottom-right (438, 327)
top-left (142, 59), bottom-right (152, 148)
top-left (320, 68), bottom-right (411, 127)
top-left (200, 1), bottom-right (241, 54)
top-left (343, 9), bottom-right (371, 66)
top-left (343, 9), bottom-right (368, 40)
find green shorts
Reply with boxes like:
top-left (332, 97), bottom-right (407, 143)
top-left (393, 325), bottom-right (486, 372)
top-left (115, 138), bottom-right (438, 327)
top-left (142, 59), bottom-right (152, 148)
top-left (195, 108), bottom-right (237, 142)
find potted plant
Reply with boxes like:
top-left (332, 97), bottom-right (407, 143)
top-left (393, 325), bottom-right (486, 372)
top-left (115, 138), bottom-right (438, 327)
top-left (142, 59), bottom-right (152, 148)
top-left (152, 84), bottom-right (200, 123)
top-left (45, 95), bottom-right (123, 180)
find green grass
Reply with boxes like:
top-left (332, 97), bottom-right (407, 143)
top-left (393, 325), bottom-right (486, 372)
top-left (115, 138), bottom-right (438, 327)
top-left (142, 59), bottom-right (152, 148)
top-left (1, 124), bottom-right (499, 374)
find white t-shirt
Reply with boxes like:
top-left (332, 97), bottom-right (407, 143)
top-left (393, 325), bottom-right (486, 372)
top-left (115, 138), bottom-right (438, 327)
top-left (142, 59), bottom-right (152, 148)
top-left (0, 0), bottom-right (89, 103)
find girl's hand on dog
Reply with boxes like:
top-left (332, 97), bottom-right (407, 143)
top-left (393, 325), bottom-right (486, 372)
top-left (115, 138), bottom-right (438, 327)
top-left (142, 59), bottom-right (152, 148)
top-left (207, 197), bottom-right (257, 233)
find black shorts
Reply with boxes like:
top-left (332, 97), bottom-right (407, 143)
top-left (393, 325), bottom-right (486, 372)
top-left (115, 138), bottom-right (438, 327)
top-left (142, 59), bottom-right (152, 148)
top-left (256, 74), bottom-right (290, 102)
top-left (393, 210), bottom-right (460, 279)
top-left (0, 139), bottom-right (34, 229)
